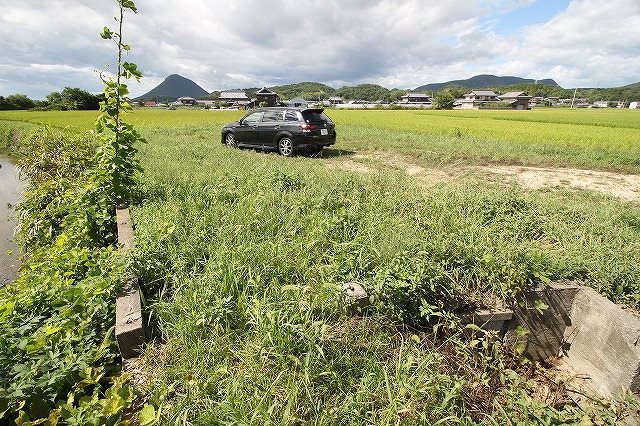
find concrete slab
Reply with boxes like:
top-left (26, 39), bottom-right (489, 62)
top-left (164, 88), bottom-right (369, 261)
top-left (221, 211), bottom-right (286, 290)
top-left (505, 282), bottom-right (580, 361)
top-left (506, 281), bottom-right (640, 397)
top-left (115, 208), bottom-right (144, 359)
top-left (460, 307), bottom-right (513, 334)
top-left (115, 276), bottom-right (144, 359)
top-left (564, 287), bottom-right (640, 396)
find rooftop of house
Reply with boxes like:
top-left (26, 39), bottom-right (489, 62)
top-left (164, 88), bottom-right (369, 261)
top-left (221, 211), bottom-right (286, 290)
top-left (500, 91), bottom-right (531, 98)
top-left (403, 93), bottom-right (430, 98)
top-left (219, 91), bottom-right (249, 99)
top-left (255, 87), bottom-right (277, 95)
top-left (466, 90), bottom-right (499, 97)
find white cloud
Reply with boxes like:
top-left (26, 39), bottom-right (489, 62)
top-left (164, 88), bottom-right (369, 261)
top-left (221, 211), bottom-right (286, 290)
top-left (0, 0), bottom-right (638, 98)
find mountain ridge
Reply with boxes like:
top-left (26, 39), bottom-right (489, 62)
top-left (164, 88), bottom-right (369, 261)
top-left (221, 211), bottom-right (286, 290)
top-left (414, 74), bottom-right (559, 92)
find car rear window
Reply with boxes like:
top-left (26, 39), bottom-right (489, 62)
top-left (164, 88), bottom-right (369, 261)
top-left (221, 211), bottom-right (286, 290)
top-left (302, 111), bottom-right (331, 123)
top-left (284, 111), bottom-right (300, 122)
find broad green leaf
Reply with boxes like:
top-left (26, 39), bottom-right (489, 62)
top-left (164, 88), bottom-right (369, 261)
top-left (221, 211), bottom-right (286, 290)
top-left (138, 404), bottom-right (156, 426)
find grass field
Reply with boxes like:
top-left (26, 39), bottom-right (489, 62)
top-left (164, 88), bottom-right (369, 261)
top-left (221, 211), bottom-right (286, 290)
top-left (2, 108), bottom-right (640, 423)
top-left (1, 107), bottom-right (640, 171)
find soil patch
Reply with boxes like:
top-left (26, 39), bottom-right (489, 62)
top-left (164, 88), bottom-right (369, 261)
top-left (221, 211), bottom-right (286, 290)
top-left (326, 151), bottom-right (640, 201)
top-left (476, 165), bottom-right (640, 201)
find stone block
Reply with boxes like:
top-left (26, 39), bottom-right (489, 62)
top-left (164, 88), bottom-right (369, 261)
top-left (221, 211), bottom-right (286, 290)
top-left (114, 207), bottom-right (144, 359)
top-left (460, 308), bottom-right (513, 334)
top-left (116, 207), bottom-right (135, 251)
top-left (505, 282), bottom-right (580, 361)
top-left (115, 276), bottom-right (144, 359)
top-left (564, 287), bottom-right (640, 396)
top-left (342, 282), bottom-right (369, 314)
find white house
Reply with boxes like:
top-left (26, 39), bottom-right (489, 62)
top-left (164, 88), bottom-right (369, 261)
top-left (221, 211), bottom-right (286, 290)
top-left (630, 101), bottom-right (639, 109)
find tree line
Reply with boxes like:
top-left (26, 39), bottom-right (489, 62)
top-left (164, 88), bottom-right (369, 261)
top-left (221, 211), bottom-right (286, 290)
top-left (241, 81), bottom-right (640, 105)
top-left (0, 87), bottom-right (101, 111)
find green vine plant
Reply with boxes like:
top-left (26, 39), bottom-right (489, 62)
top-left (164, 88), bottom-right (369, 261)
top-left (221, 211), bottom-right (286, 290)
top-left (96, 0), bottom-right (144, 209)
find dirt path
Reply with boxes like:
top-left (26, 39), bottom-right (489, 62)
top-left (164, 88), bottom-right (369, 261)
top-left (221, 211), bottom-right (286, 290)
top-left (325, 151), bottom-right (640, 201)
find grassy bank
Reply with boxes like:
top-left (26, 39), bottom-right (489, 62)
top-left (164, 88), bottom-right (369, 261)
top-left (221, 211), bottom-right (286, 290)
top-left (0, 122), bottom-right (135, 424)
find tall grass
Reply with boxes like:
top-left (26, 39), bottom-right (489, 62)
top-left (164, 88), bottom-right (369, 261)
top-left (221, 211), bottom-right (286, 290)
top-left (129, 125), bottom-right (640, 423)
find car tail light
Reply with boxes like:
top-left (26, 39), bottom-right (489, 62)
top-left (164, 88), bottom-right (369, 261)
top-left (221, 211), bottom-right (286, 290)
top-left (301, 123), bottom-right (318, 132)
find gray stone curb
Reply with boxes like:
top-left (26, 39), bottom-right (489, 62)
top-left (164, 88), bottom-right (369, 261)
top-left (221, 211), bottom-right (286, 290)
top-left (115, 207), bottom-right (145, 359)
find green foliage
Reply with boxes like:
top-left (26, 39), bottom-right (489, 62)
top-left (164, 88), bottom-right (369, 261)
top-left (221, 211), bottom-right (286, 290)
top-left (336, 83), bottom-right (391, 101)
top-left (0, 0), bottom-right (143, 424)
top-left (269, 82), bottom-right (336, 100)
top-left (0, 94), bottom-right (37, 111)
top-left (94, 0), bottom-right (144, 207)
top-left (433, 91), bottom-right (455, 109)
top-left (43, 87), bottom-right (101, 111)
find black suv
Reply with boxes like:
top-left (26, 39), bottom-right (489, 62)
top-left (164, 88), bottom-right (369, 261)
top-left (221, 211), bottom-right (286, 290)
top-left (221, 107), bottom-right (336, 156)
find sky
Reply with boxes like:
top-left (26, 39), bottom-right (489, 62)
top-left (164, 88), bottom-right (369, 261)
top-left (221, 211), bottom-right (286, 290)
top-left (1, 0), bottom-right (639, 99)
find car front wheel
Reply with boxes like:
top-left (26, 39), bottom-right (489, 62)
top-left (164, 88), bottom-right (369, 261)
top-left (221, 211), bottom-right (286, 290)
top-left (225, 132), bottom-right (237, 148)
top-left (278, 137), bottom-right (294, 157)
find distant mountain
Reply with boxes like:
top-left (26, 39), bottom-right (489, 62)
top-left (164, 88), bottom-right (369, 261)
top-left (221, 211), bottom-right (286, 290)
top-left (622, 81), bottom-right (640, 89)
top-left (134, 74), bottom-right (209, 102)
top-left (415, 74), bottom-right (559, 92)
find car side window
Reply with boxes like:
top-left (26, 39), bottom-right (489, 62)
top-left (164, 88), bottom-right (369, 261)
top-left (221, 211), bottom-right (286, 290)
top-left (243, 112), bottom-right (263, 124)
top-left (284, 111), bottom-right (299, 122)
top-left (263, 111), bottom-right (283, 122)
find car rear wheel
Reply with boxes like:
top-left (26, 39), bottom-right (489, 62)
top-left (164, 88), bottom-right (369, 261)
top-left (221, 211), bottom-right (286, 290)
top-left (225, 132), bottom-right (237, 148)
top-left (278, 137), bottom-right (294, 157)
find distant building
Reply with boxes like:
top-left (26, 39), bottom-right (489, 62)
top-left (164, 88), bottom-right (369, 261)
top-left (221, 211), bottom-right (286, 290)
top-left (459, 90), bottom-right (499, 109)
top-left (219, 91), bottom-right (250, 108)
top-left (143, 101), bottom-right (157, 107)
top-left (289, 97), bottom-right (309, 108)
top-left (177, 96), bottom-right (196, 105)
top-left (630, 101), bottom-right (639, 109)
top-left (328, 96), bottom-right (343, 105)
top-left (255, 87), bottom-right (278, 107)
top-left (498, 91), bottom-right (532, 110)
top-left (400, 93), bottom-right (431, 104)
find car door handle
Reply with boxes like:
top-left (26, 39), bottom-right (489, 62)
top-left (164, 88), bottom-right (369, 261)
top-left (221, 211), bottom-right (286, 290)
top-left (274, 125), bottom-right (280, 129)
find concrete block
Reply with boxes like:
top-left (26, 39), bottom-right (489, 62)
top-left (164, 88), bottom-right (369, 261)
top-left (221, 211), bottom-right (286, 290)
top-left (564, 287), bottom-right (640, 396)
top-left (116, 207), bottom-right (135, 251)
top-left (505, 282), bottom-right (580, 361)
top-left (460, 307), bottom-right (513, 334)
top-left (342, 282), bottom-right (369, 314)
top-left (115, 276), bottom-right (144, 359)
top-left (114, 207), bottom-right (144, 359)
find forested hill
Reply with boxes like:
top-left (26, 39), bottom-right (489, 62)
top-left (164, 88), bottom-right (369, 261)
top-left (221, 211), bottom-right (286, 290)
top-left (415, 74), bottom-right (558, 91)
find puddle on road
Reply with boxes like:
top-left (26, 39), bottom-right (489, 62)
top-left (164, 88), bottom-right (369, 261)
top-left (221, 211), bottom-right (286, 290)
top-left (0, 153), bottom-right (22, 285)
